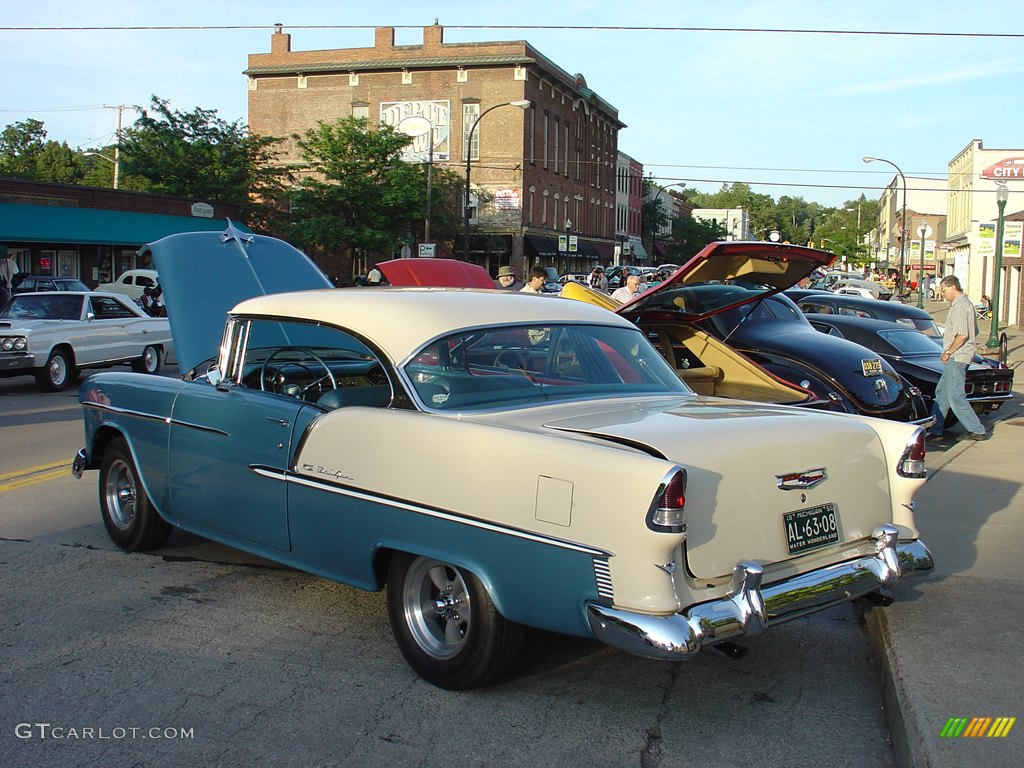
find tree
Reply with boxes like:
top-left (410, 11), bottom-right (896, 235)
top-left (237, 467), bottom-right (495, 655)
top-left (288, 117), bottom-right (434, 259)
top-left (34, 141), bottom-right (84, 184)
top-left (0, 119), bottom-right (47, 178)
top-left (119, 96), bottom-right (293, 228)
top-left (665, 216), bottom-right (726, 261)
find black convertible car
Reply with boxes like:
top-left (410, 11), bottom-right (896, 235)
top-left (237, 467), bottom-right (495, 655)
top-left (617, 243), bottom-right (931, 425)
top-left (802, 313), bottom-right (1014, 423)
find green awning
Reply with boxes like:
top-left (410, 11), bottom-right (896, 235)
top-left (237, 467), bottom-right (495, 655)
top-left (0, 203), bottom-right (251, 246)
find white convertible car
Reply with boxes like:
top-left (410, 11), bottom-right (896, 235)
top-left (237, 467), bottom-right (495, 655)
top-left (73, 225), bottom-right (932, 690)
top-left (0, 291), bottom-right (173, 391)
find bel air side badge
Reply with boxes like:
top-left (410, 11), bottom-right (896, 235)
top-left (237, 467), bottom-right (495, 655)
top-left (776, 468), bottom-right (828, 491)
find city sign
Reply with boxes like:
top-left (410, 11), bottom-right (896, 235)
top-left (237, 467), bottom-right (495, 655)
top-left (980, 157), bottom-right (1024, 180)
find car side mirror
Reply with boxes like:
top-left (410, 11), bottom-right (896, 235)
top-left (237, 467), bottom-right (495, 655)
top-left (206, 365), bottom-right (223, 388)
top-left (86, 312), bottom-right (95, 322)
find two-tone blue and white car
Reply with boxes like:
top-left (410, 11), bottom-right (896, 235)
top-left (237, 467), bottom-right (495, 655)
top-left (73, 224), bottom-right (933, 690)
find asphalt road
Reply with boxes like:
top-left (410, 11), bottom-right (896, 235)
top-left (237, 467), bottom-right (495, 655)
top-left (1, 372), bottom-right (897, 768)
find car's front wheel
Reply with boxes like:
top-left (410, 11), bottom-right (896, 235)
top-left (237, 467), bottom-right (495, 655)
top-left (386, 552), bottom-right (525, 690)
top-left (36, 347), bottom-right (73, 392)
top-left (99, 438), bottom-right (172, 551)
top-left (131, 345), bottom-right (162, 375)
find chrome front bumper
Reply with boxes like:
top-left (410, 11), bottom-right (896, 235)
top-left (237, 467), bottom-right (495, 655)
top-left (587, 524), bottom-right (933, 661)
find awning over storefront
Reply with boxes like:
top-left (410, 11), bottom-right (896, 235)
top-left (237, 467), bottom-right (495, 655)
top-left (630, 241), bottom-right (649, 261)
top-left (590, 241), bottom-right (615, 262)
top-left (0, 203), bottom-right (251, 246)
top-left (525, 235), bottom-right (559, 258)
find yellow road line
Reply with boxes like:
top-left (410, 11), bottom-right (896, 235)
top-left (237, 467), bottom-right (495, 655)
top-left (0, 461), bottom-right (72, 492)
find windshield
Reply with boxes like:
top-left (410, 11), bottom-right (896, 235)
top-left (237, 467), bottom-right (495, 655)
top-left (0, 294), bottom-right (84, 320)
top-left (406, 323), bottom-right (689, 411)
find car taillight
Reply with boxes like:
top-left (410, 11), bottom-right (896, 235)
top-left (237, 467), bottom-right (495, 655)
top-left (995, 381), bottom-right (1011, 394)
top-left (898, 429), bottom-right (927, 479)
top-left (647, 467), bottom-right (687, 533)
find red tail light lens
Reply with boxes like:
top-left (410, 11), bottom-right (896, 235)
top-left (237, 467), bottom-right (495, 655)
top-left (647, 468), bottom-right (687, 533)
top-left (898, 430), bottom-right (927, 478)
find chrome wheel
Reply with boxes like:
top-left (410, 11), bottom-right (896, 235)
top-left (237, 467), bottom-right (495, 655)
top-left (140, 345), bottom-right (159, 374)
top-left (103, 458), bottom-right (136, 531)
top-left (402, 558), bottom-right (472, 660)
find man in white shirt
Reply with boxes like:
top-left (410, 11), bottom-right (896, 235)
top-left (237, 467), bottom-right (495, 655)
top-left (520, 267), bottom-right (548, 294)
top-left (611, 274), bottom-right (643, 304)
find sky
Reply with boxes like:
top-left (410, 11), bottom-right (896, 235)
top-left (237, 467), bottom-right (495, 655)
top-left (2, 0), bottom-right (1021, 208)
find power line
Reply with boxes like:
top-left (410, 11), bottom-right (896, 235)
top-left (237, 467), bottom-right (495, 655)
top-left (0, 24), bottom-right (1021, 39)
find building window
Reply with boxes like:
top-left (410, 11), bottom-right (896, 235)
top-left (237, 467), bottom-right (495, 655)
top-left (352, 104), bottom-right (369, 120)
top-left (542, 111), bottom-right (549, 170)
top-left (564, 123), bottom-right (570, 177)
top-left (553, 117), bottom-right (560, 174)
top-left (463, 103), bottom-right (480, 161)
top-left (529, 106), bottom-right (536, 165)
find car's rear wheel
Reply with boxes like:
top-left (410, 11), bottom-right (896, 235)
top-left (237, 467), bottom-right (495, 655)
top-left (131, 345), bottom-right (162, 375)
top-left (99, 438), bottom-right (172, 551)
top-left (36, 347), bottom-right (73, 392)
top-left (387, 552), bottom-right (524, 690)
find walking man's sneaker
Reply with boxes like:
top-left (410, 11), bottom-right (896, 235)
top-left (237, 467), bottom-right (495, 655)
top-left (956, 430), bottom-right (990, 442)
top-left (925, 432), bottom-right (945, 442)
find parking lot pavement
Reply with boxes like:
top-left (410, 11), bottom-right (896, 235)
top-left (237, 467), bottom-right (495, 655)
top-left (868, 302), bottom-right (1024, 768)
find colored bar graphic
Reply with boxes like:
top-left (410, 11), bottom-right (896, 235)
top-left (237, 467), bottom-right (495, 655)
top-left (940, 716), bottom-right (1015, 738)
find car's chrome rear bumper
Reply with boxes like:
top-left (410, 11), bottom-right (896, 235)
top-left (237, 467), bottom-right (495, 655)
top-left (587, 524), bottom-right (933, 660)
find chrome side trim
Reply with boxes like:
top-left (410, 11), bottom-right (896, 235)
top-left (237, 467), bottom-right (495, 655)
top-left (593, 557), bottom-right (614, 601)
top-left (83, 401), bottom-right (229, 437)
top-left (587, 526), bottom-right (933, 661)
top-left (250, 465), bottom-right (612, 558)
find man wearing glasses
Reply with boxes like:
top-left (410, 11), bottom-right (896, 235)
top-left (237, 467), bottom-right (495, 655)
top-left (927, 276), bottom-right (989, 442)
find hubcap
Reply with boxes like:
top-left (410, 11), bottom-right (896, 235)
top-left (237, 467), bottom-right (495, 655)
top-left (403, 558), bottom-right (471, 660)
top-left (104, 459), bottom-right (136, 530)
top-left (49, 356), bottom-right (67, 386)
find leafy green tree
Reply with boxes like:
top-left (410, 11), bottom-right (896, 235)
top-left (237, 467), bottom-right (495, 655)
top-left (119, 96), bottom-right (293, 228)
top-left (665, 215), bottom-right (726, 261)
top-left (0, 119), bottom-right (47, 178)
top-left (288, 117), bottom-right (433, 258)
top-left (34, 141), bottom-right (84, 184)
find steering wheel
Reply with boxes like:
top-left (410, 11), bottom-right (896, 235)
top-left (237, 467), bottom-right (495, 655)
top-left (259, 347), bottom-right (337, 396)
top-left (494, 349), bottom-right (529, 370)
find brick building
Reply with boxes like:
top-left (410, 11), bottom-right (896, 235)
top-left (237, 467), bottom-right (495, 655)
top-left (245, 23), bottom-right (625, 279)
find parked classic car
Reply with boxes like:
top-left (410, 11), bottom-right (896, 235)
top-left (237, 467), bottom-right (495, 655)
top-left (11, 276), bottom-right (91, 295)
top-left (787, 290), bottom-right (943, 340)
top-left (0, 291), bottom-right (173, 391)
top-left (802, 313), bottom-right (1014, 423)
top-left (600, 242), bottom-right (931, 424)
top-left (73, 226), bottom-right (933, 690)
top-left (96, 268), bottom-right (160, 301)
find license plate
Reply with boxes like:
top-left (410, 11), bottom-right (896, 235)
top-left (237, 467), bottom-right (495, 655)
top-left (784, 503), bottom-right (840, 555)
top-left (861, 359), bottom-right (883, 376)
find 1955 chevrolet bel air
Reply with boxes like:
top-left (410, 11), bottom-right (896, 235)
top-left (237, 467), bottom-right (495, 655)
top-left (73, 224), bottom-right (933, 689)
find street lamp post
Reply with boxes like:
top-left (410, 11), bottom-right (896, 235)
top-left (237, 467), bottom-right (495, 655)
top-left (986, 183), bottom-right (1009, 350)
top-left (84, 150), bottom-right (119, 190)
top-left (462, 100), bottom-right (531, 261)
top-left (863, 156), bottom-right (906, 297)
top-left (915, 220), bottom-right (929, 309)
top-left (649, 181), bottom-right (685, 260)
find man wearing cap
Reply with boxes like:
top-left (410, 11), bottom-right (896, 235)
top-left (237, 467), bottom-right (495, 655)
top-left (495, 265), bottom-right (522, 291)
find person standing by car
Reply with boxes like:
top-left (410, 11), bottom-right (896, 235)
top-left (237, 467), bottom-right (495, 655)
top-left (520, 267), bottom-right (548, 294)
top-left (611, 274), bottom-right (644, 304)
top-left (496, 265), bottom-right (522, 290)
top-left (927, 275), bottom-right (989, 442)
top-left (588, 266), bottom-right (608, 292)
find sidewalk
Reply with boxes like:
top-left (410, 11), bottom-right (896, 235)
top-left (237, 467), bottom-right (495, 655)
top-left (867, 300), bottom-right (1024, 767)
